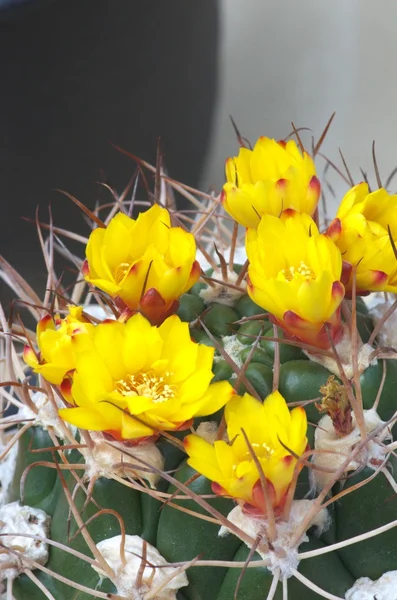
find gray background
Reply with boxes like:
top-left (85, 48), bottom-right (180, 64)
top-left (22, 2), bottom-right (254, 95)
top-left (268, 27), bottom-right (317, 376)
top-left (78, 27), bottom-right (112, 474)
top-left (203, 0), bottom-right (397, 216)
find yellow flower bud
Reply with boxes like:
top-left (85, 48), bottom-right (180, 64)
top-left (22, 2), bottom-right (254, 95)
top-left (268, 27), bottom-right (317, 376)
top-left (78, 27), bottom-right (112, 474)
top-left (222, 137), bottom-right (320, 228)
top-left (185, 391), bottom-right (307, 516)
top-left (327, 183), bottom-right (397, 293)
top-left (23, 306), bottom-right (95, 385)
top-left (246, 210), bottom-right (345, 349)
top-left (83, 205), bottom-right (200, 325)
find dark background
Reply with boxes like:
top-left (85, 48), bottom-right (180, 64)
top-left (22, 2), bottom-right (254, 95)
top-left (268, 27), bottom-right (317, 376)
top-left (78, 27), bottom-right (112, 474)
top-left (0, 0), bottom-right (219, 304)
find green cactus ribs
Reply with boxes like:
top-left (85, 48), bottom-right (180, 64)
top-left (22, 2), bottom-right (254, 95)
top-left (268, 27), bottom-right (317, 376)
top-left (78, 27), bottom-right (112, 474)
top-left (8, 425), bottom-right (355, 600)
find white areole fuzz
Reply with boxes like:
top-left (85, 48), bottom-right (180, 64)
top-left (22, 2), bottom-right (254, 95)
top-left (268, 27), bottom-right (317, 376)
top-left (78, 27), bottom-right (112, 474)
top-left (93, 535), bottom-right (188, 599)
top-left (0, 501), bottom-right (50, 580)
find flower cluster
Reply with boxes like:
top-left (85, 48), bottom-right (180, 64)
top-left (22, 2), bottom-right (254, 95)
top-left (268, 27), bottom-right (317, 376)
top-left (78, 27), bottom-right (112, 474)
top-left (23, 128), bottom-right (397, 519)
top-left (222, 135), bottom-right (397, 351)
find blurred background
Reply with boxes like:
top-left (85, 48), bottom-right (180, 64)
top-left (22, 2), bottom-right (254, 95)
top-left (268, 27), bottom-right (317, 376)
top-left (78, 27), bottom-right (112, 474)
top-left (203, 0), bottom-right (397, 205)
top-left (1, 0), bottom-right (397, 303)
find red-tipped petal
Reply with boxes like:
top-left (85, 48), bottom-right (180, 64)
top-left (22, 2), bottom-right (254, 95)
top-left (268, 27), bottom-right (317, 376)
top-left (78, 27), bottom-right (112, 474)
top-left (37, 314), bottom-right (54, 337)
top-left (173, 418), bottom-right (194, 432)
top-left (282, 454), bottom-right (294, 467)
top-left (282, 208), bottom-right (298, 218)
top-left (331, 280), bottom-right (345, 301)
top-left (246, 274), bottom-right (254, 293)
top-left (60, 376), bottom-right (73, 403)
top-left (367, 270), bottom-right (389, 288)
top-left (211, 481), bottom-right (228, 497)
top-left (283, 310), bottom-right (307, 328)
top-left (326, 218), bottom-right (342, 241)
top-left (23, 345), bottom-right (39, 368)
top-left (276, 178), bottom-right (287, 190)
top-left (189, 260), bottom-right (201, 281)
top-left (308, 175), bottom-right (321, 201)
top-left (82, 259), bottom-right (90, 277)
top-left (248, 478), bottom-right (277, 516)
top-left (341, 261), bottom-right (352, 285)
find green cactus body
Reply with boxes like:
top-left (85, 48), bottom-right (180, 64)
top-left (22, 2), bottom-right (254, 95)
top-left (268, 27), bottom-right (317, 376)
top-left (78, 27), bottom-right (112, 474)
top-left (10, 430), bottom-right (355, 600)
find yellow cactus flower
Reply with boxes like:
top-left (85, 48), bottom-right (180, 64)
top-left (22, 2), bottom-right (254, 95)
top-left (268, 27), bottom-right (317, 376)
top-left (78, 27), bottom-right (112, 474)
top-left (221, 137), bottom-right (320, 228)
top-left (185, 391), bottom-right (307, 516)
top-left (83, 204), bottom-right (200, 325)
top-left (23, 306), bottom-right (95, 385)
top-left (58, 314), bottom-right (233, 441)
top-left (327, 183), bottom-right (397, 293)
top-left (246, 210), bottom-right (345, 349)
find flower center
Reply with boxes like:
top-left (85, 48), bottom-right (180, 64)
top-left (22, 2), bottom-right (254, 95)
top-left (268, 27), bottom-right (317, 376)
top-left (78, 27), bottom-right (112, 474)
top-left (232, 442), bottom-right (275, 473)
top-left (280, 260), bottom-right (315, 282)
top-left (249, 442), bottom-right (275, 459)
top-left (115, 262), bottom-right (131, 284)
top-left (115, 371), bottom-right (176, 403)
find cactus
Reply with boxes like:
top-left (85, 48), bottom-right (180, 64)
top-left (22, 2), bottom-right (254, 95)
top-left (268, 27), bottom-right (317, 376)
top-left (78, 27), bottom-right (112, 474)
top-left (2, 127), bottom-right (397, 600)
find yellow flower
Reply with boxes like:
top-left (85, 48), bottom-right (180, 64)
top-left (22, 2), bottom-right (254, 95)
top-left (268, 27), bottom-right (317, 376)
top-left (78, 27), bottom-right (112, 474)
top-left (83, 205), bottom-right (200, 325)
top-left (246, 210), bottom-right (345, 349)
top-left (222, 137), bottom-right (320, 228)
top-left (23, 306), bottom-right (95, 385)
top-left (58, 314), bottom-right (233, 441)
top-left (184, 391), bottom-right (307, 516)
top-left (327, 183), bottom-right (397, 293)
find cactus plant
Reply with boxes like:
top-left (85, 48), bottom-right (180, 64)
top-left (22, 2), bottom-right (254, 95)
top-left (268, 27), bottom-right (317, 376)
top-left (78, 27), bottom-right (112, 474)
top-left (2, 126), bottom-right (397, 600)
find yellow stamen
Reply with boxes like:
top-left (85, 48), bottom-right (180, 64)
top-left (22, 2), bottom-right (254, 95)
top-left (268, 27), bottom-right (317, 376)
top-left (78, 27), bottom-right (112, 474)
top-left (115, 371), bottom-right (175, 404)
top-left (115, 262), bottom-right (131, 284)
top-left (280, 260), bottom-right (315, 282)
top-left (247, 441), bottom-right (275, 459)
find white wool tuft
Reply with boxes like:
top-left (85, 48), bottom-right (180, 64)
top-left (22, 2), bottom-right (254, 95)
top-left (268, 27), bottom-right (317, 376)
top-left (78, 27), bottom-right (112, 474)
top-left (82, 432), bottom-right (164, 488)
top-left (346, 571), bottom-right (397, 599)
top-left (93, 535), bottom-right (188, 599)
top-left (219, 500), bottom-right (328, 579)
top-left (0, 501), bottom-right (50, 580)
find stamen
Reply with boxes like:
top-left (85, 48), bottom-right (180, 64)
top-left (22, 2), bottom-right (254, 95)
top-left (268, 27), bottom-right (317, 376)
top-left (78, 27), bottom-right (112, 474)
top-left (246, 442), bottom-right (274, 459)
top-left (115, 371), bottom-right (176, 404)
top-left (115, 262), bottom-right (131, 284)
top-left (280, 261), bottom-right (315, 282)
